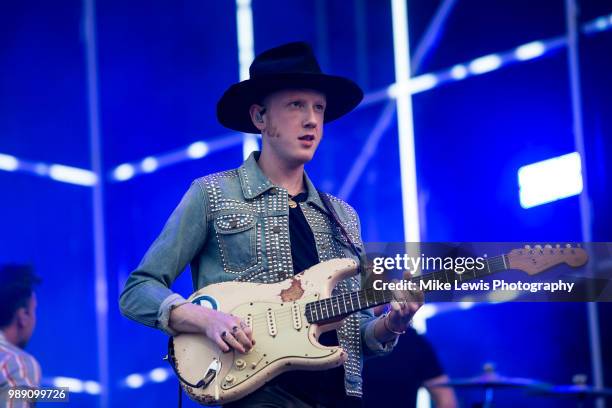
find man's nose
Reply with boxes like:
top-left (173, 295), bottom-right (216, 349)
top-left (303, 106), bottom-right (319, 129)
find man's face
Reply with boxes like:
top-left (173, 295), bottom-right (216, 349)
top-left (258, 89), bottom-right (326, 165)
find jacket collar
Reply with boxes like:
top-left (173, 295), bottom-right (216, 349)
top-left (238, 151), bottom-right (275, 199)
top-left (238, 151), bottom-right (327, 213)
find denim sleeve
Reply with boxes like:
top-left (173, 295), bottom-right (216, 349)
top-left (360, 310), bottom-right (398, 358)
top-left (119, 181), bottom-right (208, 336)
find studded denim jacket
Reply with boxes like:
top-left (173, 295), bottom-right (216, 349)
top-left (119, 151), bottom-right (396, 397)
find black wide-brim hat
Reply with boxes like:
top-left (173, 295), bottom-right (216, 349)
top-left (217, 42), bottom-right (364, 134)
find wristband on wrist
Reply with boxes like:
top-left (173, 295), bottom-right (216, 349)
top-left (382, 312), bottom-right (406, 335)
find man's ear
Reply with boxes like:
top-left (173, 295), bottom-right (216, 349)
top-left (249, 104), bottom-right (266, 131)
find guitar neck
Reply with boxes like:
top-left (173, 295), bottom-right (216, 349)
top-left (304, 254), bottom-right (509, 324)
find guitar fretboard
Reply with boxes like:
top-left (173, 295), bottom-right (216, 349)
top-left (304, 254), bottom-right (509, 324)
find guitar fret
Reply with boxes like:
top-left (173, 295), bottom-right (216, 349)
top-left (332, 296), bottom-right (339, 316)
top-left (349, 292), bottom-right (355, 311)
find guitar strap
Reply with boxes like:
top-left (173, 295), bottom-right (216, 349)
top-left (317, 191), bottom-right (365, 276)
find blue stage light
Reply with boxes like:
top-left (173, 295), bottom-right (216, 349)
top-left (125, 374), bottom-right (145, 389)
top-left (140, 157), bottom-right (158, 173)
top-left (0, 153), bottom-right (19, 171)
top-left (49, 164), bottom-right (97, 186)
top-left (469, 54), bottom-right (502, 74)
top-left (518, 152), bottom-right (583, 209)
top-left (113, 163), bottom-right (135, 181)
top-left (515, 41), bottom-right (546, 61)
top-left (83, 381), bottom-right (101, 395)
top-left (391, 0), bottom-right (421, 243)
top-left (594, 16), bottom-right (608, 31)
top-left (52, 376), bottom-right (85, 393)
top-left (187, 141), bottom-right (209, 159)
top-left (235, 0), bottom-right (259, 159)
top-left (410, 74), bottom-right (438, 93)
top-left (450, 64), bottom-right (468, 80)
top-left (149, 367), bottom-right (170, 383)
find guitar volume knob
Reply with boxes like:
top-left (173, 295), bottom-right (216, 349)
top-left (235, 359), bottom-right (246, 370)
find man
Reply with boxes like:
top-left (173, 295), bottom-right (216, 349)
top-left (0, 265), bottom-right (42, 408)
top-left (120, 42), bottom-right (421, 406)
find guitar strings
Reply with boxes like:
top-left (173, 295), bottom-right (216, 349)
top-left (245, 253), bottom-right (515, 324)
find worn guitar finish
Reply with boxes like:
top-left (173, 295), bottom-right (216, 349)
top-left (169, 245), bottom-right (588, 405)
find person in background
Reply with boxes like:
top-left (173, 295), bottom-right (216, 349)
top-left (0, 265), bottom-right (42, 408)
top-left (363, 306), bottom-right (457, 408)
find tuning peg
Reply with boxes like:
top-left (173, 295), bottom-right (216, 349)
top-left (535, 245), bottom-right (542, 250)
top-left (556, 244), bottom-right (560, 248)
top-left (525, 245), bottom-right (531, 249)
top-left (566, 244), bottom-right (572, 248)
top-left (545, 244), bottom-right (552, 249)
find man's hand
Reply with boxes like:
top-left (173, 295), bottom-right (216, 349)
top-left (386, 288), bottom-right (424, 334)
top-left (169, 303), bottom-right (254, 353)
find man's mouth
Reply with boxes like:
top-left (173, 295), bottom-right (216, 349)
top-left (298, 135), bottom-right (315, 141)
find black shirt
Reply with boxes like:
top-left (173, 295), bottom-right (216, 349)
top-left (273, 192), bottom-right (361, 407)
top-left (288, 191), bottom-right (320, 274)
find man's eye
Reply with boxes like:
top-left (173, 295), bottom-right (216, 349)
top-left (290, 101), bottom-right (302, 108)
top-left (315, 105), bottom-right (325, 112)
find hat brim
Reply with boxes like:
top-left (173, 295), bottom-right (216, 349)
top-left (216, 73), bottom-right (364, 134)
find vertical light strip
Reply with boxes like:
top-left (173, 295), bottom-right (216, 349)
top-left (340, 0), bottom-right (456, 202)
top-left (390, 5), bottom-right (427, 407)
top-left (391, 0), bottom-right (421, 243)
top-left (236, 0), bottom-right (258, 159)
top-left (82, 0), bottom-right (109, 406)
top-left (565, 1), bottom-right (604, 406)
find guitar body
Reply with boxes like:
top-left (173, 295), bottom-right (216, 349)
top-left (170, 258), bottom-right (358, 405)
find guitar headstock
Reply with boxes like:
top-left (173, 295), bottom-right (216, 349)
top-left (507, 244), bottom-right (588, 275)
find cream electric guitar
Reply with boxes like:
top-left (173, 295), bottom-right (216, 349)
top-left (168, 244), bottom-right (587, 405)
